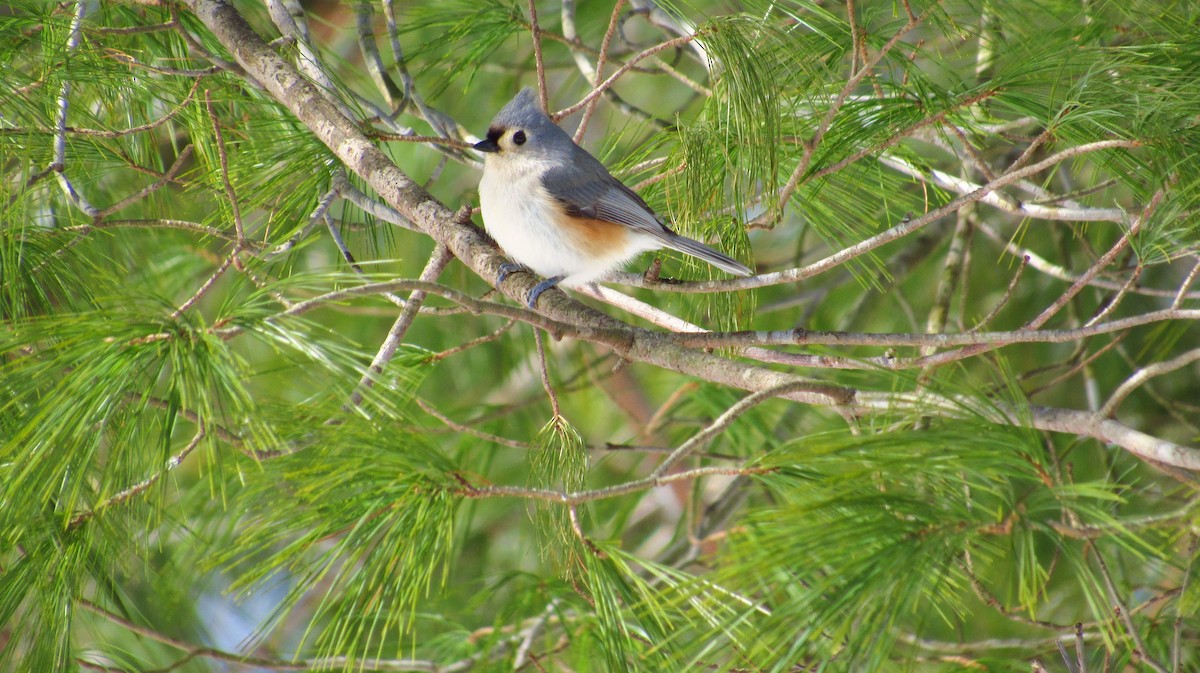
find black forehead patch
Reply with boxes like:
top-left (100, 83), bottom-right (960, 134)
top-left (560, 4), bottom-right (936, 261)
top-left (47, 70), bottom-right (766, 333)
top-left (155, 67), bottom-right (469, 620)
top-left (486, 126), bottom-right (505, 142)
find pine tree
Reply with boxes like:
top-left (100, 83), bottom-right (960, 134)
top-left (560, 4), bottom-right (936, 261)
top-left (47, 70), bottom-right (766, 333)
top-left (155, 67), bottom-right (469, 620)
top-left (3, 1), bottom-right (1199, 671)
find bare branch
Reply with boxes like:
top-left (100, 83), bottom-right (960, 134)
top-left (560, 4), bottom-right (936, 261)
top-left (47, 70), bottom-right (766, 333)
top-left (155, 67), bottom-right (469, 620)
top-left (96, 144), bottom-right (195, 218)
top-left (169, 251), bottom-right (237, 319)
top-left (79, 599), bottom-right (474, 672)
top-left (573, 0), bottom-right (629, 143)
top-left (528, 0), bottom-right (549, 113)
top-left (349, 244), bottom-right (454, 407)
top-left (69, 431), bottom-right (206, 530)
top-left (664, 308), bottom-right (1200, 350)
top-left (533, 329), bottom-right (562, 417)
top-left (553, 34), bottom-right (700, 121)
top-left (610, 139), bottom-right (1144, 294)
top-left (880, 149), bottom-right (1131, 223)
top-left (1093, 551), bottom-right (1170, 673)
top-left (204, 91), bottom-right (244, 243)
top-left (415, 397), bottom-right (528, 449)
top-left (653, 382), bottom-right (812, 477)
top-left (1099, 348), bottom-right (1200, 418)
top-left (352, 0), bottom-right (404, 109)
top-left (969, 254), bottom-right (1028, 332)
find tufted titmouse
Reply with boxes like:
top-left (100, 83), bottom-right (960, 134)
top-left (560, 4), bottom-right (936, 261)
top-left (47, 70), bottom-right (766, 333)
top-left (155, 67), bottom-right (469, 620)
top-left (475, 88), bottom-right (752, 307)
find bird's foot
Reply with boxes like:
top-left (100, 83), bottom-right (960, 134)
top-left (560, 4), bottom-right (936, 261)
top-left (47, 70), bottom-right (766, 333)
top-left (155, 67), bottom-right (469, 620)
top-left (526, 276), bottom-right (565, 308)
top-left (497, 262), bottom-right (527, 284)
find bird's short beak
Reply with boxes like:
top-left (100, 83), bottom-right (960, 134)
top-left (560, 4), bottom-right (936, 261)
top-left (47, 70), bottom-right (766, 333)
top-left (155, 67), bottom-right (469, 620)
top-left (474, 139), bottom-right (500, 153)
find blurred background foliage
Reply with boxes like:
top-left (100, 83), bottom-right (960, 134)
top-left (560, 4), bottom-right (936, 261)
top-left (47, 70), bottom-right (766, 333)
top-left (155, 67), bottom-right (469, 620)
top-left (2, 0), bottom-right (1199, 671)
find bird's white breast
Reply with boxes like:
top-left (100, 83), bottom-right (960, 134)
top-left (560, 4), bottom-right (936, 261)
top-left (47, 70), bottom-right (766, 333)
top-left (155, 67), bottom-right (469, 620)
top-left (479, 156), bottom-right (658, 286)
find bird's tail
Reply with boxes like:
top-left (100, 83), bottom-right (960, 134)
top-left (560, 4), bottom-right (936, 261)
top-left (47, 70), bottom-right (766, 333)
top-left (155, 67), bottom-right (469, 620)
top-left (662, 233), bottom-right (752, 277)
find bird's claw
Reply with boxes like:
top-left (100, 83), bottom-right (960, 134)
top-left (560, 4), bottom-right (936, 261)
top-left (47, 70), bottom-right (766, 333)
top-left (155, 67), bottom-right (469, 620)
top-left (496, 264), bottom-right (563, 308)
top-left (525, 276), bottom-right (564, 308)
top-left (496, 262), bottom-right (526, 284)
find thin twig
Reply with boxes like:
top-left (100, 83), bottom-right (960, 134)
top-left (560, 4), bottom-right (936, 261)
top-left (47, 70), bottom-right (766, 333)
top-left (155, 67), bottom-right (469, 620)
top-left (8, 163), bottom-right (59, 208)
top-left (339, 178), bottom-right (419, 232)
top-left (977, 224), bottom-right (1199, 301)
top-left (269, 183), bottom-right (340, 256)
top-left (528, 0), bottom-right (549, 113)
top-left (50, 0), bottom-right (100, 218)
top-left (963, 562), bottom-right (1074, 630)
top-left (1099, 347), bottom-right (1200, 418)
top-left (652, 381), bottom-right (812, 477)
top-left (79, 599), bottom-right (471, 672)
top-left (63, 218), bottom-right (234, 241)
top-left (1058, 639), bottom-right (1077, 673)
top-left (574, 0), bottom-right (628, 143)
top-left (414, 398), bottom-right (528, 449)
top-left (1170, 255), bottom-right (1200, 310)
top-left (647, 54), bottom-right (711, 95)
top-left (170, 252), bottom-right (237, 319)
top-left (87, 19), bottom-right (179, 35)
top-left (512, 599), bottom-right (561, 670)
top-left (68, 431), bottom-right (206, 529)
top-left (578, 284), bottom-right (845, 367)
top-left (370, 133), bottom-right (474, 150)
top-left (1083, 262), bottom-right (1142, 328)
top-left (1093, 551), bottom-right (1170, 673)
top-left (46, 150), bottom-right (200, 264)
top-left (432, 320), bottom-right (518, 360)
top-left (457, 465), bottom-right (771, 505)
top-left (96, 144), bottom-right (195, 218)
top-left (664, 308), bottom-right (1200, 350)
top-left (1076, 622), bottom-right (1087, 673)
top-left (352, 1), bottom-right (404, 108)
top-left (846, 0), bottom-right (861, 75)
top-left (102, 46), bottom-right (222, 76)
top-left (880, 151), bottom-right (1130, 223)
top-left (348, 244), bottom-right (454, 407)
top-left (324, 213), bottom-right (404, 309)
top-left (1173, 535), bottom-right (1197, 673)
top-left (533, 329), bottom-right (562, 417)
top-left (944, 122), bottom-right (997, 182)
top-left (205, 90), bottom-right (244, 243)
top-left (1007, 124), bottom-right (1056, 173)
top-left (921, 198), bottom-right (973, 359)
top-left (969, 255), bottom-right (1028, 332)
top-left (553, 34), bottom-right (701, 120)
top-left (1023, 336), bottom-right (1126, 401)
top-left (54, 0), bottom-right (89, 169)
top-left (1026, 187), bottom-right (1163, 331)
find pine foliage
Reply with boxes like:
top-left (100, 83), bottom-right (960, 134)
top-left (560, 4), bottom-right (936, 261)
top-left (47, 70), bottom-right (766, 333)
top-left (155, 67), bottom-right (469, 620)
top-left (2, 0), bottom-right (1199, 671)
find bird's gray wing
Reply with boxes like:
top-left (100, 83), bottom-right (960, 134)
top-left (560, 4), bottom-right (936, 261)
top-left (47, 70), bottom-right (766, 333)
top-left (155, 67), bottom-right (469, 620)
top-left (540, 156), bottom-right (675, 243)
top-left (540, 152), bottom-right (753, 277)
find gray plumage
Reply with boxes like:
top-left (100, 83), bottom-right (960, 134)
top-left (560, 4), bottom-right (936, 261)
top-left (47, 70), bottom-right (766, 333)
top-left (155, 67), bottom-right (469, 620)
top-left (476, 88), bottom-right (751, 303)
top-left (490, 88), bottom-right (752, 277)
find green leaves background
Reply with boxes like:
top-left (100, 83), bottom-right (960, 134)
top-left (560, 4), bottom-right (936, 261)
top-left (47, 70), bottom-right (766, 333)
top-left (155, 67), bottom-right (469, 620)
top-left (3, 0), bottom-right (1199, 671)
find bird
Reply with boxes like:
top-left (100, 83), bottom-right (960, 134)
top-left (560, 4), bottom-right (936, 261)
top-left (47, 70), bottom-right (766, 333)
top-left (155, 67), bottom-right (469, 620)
top-left (474, 87), bottom-right (752, 307)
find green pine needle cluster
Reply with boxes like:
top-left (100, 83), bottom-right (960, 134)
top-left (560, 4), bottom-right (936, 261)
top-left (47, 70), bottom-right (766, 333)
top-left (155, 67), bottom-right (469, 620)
top-left (2, 0), bottom-right (1199, 671)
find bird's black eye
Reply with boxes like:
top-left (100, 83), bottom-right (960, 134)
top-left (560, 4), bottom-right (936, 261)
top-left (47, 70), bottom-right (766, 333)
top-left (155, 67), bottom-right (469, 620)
top-left (512, 130), bottom-right (527, 145)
